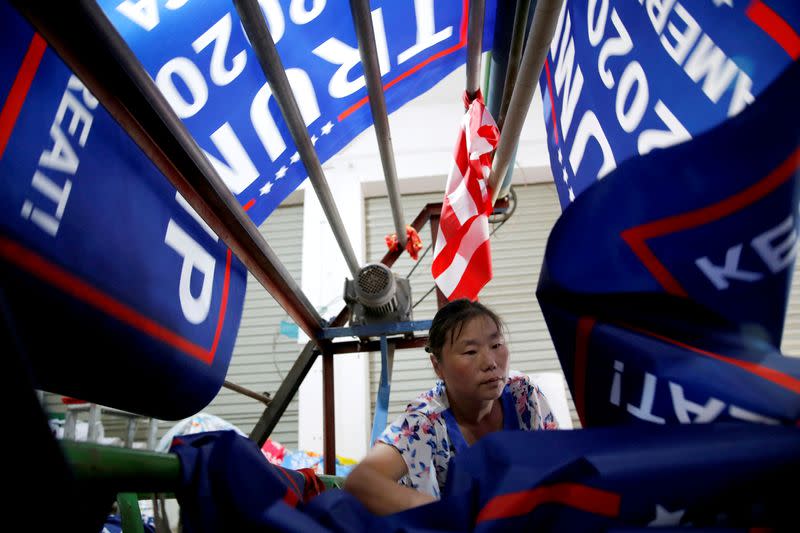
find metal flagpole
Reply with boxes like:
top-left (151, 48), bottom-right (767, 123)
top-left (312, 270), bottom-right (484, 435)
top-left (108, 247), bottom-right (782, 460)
top-left (489, 0), bottom-right (564, 204)
top-left (496, 0), bottom-right (532, 132)
top-left (465, 0), bottom-right (486, 100)
top-left (234, 0), bottom-right (362, 278)
top-left (349, 0), bottom-right (407, 248)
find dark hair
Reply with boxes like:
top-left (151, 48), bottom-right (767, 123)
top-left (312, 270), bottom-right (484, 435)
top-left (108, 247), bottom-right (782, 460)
top-left (425, 299), bottom-right (505, 361)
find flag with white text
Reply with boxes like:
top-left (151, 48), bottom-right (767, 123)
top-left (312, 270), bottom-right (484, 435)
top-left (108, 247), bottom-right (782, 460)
top-left (537, 56), bottom-right (800, 428)
top-left (539, 0), bottom-right (799, 209)
top-left (0, 0), bottom-right (496, 417)
top-left (97, 0), bottom-right (497, 226)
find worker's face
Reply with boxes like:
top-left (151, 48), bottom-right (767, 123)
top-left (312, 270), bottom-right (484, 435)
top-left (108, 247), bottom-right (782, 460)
top-left (431, 315), bottom-right (509, 402)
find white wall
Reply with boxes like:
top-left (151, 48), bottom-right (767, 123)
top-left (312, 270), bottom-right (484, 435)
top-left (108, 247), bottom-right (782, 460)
top-left (298, 175), bottom-right (370, 461)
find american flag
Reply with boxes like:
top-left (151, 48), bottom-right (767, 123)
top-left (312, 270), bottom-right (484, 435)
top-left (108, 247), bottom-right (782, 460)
top-left (432, 95), bottom-right (499, 301)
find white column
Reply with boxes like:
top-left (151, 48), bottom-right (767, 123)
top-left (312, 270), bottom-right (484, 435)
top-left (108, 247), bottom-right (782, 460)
top-left (298, 175), bottom-right (370, 461)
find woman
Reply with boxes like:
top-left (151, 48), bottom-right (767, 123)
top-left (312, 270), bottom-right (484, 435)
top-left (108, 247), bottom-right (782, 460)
top-left (344, 299), bottom-right (558, 515)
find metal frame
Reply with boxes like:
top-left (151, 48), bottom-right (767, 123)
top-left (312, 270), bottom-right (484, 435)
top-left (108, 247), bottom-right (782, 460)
top-left (15, 0), bottom-right (558, 476)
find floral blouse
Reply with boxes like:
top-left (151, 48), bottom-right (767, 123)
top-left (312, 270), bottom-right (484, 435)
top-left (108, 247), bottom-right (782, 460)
top-left (378, 371), bottom-right (559, 498)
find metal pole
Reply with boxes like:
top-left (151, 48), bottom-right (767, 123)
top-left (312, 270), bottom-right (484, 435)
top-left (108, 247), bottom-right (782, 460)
top-left (147, 418), bottom-right (159, 451)
top-left (235, 0), bottom-right (361, 278)
top-left (497, 0), bottom-right (532, 132)
top-left (466, 0), bottom-right (486, 100)
top-left (87, 404), bottom-right (101, 442)
top-left (489, 0), bottom-right (564, 204)
top-left (429, 214), bottom-right (449, 309)
top-left (322, 349), bottom-right (336, 475)
top-left (349, 0), bottom-right (407, 248)
top-left (223, 380), bottom-right (272, 405)
top-left (13, 1), bottom-right (326, 343)
top-left (249, 307), bottom-right (350, 446)
top-left (125, 418), bottom-right (138, 448)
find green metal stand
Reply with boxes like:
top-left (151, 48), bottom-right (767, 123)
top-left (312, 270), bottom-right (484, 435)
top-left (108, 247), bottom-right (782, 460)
top-left (116, 492), bottom-right (146, 533)
top-left (62, 439), bottom-right (346, 530)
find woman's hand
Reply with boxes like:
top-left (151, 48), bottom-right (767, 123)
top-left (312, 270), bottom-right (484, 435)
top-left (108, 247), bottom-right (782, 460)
top-left (343, 442), bottom-right (436, 515)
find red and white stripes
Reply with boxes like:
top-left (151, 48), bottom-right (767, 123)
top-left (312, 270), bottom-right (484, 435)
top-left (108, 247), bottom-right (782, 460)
top-left (432, 95), bottom-right (499, 301)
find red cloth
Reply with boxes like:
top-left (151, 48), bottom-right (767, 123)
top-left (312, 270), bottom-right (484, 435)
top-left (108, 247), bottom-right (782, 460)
top-left (431, 91), bottom-right (499, 301)
top-left (297, 467), bottom-right (327, 502)
top-left (261, 438), bottom-right (287, 465)
top-left (60, 396), bottom-right (88, 405)
top-left (385, 225), bottom-right (423, 260)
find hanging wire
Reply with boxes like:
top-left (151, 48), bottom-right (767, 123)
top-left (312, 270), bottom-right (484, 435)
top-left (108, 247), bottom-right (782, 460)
top-left (412, 285), bottom-right (437, 310)
top-left (410, 186), bottom-right (518, 309)
top-left (405, 242), bottom-right (434, 279)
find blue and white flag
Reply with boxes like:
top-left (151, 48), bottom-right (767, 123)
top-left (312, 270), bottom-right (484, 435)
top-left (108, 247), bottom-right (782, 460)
top-left (539, 0), bottom-right (799, 209)
top-left (0, 1), bottom-right (493, 417)
top-left (98, 0), bottom-right (497, 226)
top-left (170, 426), bottom-right (800, 531)
top-left (537, 53), bottom-right (800, 428)
top-left (0, 3), bottom-right (247, 418)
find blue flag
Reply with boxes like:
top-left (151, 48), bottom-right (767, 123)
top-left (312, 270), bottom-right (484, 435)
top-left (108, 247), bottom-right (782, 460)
top-left (0, 0), bottom-right (495, 417)
top-left (97, 0), bottom-right (497, 226)
top-left (0, 3), bottom-right (248, 418)
top-left (170, 425), bottom-right (800, 531)
top-left (539, 0), bottom-right (799, 209)
top-left (537, 54), bottom-right (800, 427)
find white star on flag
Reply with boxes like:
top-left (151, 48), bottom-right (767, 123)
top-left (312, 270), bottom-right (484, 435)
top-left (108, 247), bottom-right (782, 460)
top-left (275, 165), bottom-right (288, 179)
top-left (713, 0), bottom-right (733, 7)
top-left (311, 134), bottom-right (318, 146)
top-left (321, 121), bottom-right (334, 135)
top-left (259, 180), bottom-right (273, 196)
top-left (649, 505), bottom-right (685, 526)
top-left (290, 152), bottom-right (300, 164)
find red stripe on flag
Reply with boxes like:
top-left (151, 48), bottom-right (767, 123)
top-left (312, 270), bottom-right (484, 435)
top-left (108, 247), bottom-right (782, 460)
top-left (431, 215), bottom-right (479, 276)
top-left (276, 466), bottom-right (303, 502)
top-left (0, 33), bottom-right (47, 159)
top-left (620, 321), bottom-right (800, 394)
top-left (747, 0), bottom-right (800, 60)
top-left (208, 249), bottom-right (233, 356)
top-left (452, 129), bottom-right (469, 178)
top-left (282, 488), bottom-right (300, 507)
top-left (0, 236), bottom-right (231, 365)
top-left (446, 238), bottom-right (492, 301)
top-left (476, 483), bottom-right (621, 523)
top-left (621, 148), bottom-right (800, 297)
top-left (544, 58), bottom-right (560, 145)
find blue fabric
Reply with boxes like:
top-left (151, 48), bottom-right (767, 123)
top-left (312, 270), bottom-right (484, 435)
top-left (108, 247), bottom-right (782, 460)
top-left (171, 431), bottom-right (318, 533)
top-left (95, 0), bottom-right (498, 227)
top-left (539, 0), bottom-right (799, 209)
top-left (0, 3), bottom-right (247, 419)
top-left (537, 57), bottom-right (800, 428)
top-left (171, 425), bottom-right (800, 531)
